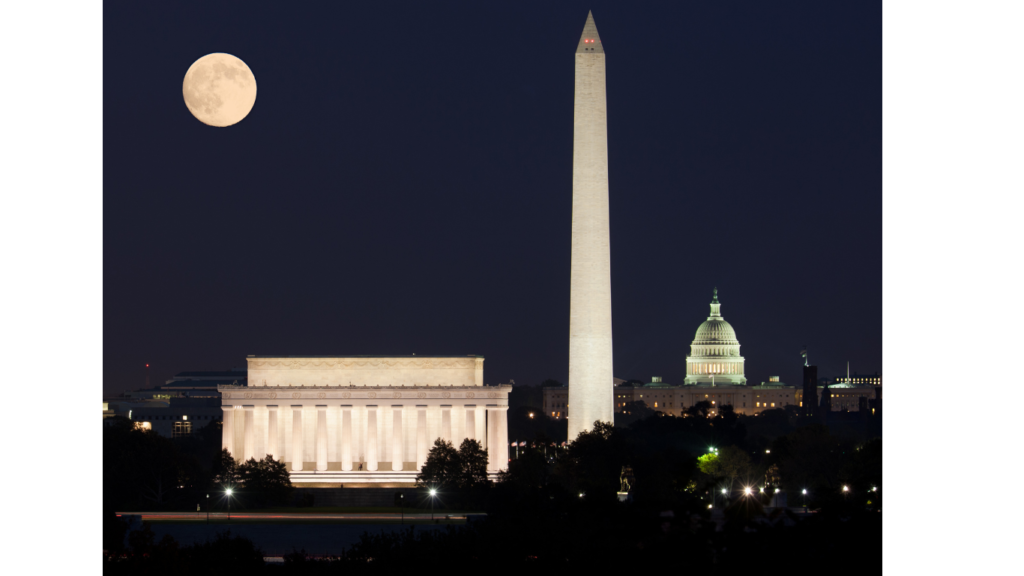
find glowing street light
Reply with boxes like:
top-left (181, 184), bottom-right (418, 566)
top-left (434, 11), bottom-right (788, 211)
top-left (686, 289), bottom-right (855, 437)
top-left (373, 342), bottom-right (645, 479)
top-left (842, 485), bottom-right (850, 493)
top-left (225, 488), bottom-right (234, 521)
top-left (429, 488), bottom-right (438, 521)
top-left (744, 487), bottom-right (752, 496)
top-left (801, 488), bottom-right (807, 508)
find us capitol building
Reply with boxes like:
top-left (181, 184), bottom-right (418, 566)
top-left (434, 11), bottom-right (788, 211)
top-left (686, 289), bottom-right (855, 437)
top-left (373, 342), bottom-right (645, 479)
top-left (683, 288), bottom-right (747, 386)
top-left (544, 289), bottom-right (878, 418)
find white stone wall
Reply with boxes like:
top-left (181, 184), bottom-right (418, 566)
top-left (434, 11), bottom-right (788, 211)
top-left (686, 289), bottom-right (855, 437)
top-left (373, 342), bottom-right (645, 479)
top-left (247, 356), bottom-right (483, 387)
top-left (568, 14), bottom-right (614, 440)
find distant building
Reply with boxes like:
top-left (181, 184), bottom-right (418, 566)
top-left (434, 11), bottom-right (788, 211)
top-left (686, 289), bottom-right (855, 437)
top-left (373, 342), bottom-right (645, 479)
top-left (103, 369), bottom-right (245, 437)
top-left (543, 384), bottom-right (569, 420)
top-left (611, 377), bottom-right (798, 417)
top-left (543, 292), bottom-right (879, 420)
top-left (831, 372), bottom-right (881, 386)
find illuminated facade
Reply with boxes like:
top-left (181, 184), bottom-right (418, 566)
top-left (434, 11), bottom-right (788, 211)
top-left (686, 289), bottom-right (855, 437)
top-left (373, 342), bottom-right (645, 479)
top-left (219, 356), bottom-right (510, 485)
top-left (684, 289), bottom-right (747, 386)
top-left (831, 372), bottom-right (882, 386)
top-left (567, 11), bottom-right (615, 440)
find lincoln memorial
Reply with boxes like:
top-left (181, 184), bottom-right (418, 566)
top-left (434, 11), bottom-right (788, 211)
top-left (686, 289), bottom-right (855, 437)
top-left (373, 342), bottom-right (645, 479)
top-left (219, 355), bottom-right (510, 485)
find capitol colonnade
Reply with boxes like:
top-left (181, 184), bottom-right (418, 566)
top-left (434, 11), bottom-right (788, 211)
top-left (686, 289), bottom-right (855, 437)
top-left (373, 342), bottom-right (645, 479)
top-left (219, 356), bottom-right (510, 483)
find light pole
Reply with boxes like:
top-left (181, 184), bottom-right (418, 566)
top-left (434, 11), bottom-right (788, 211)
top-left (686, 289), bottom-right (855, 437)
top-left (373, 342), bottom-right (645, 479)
top-left (801, 488), bottom-right (807, 509)
top-left (225, 488), bottom-right (233, 522)
top-left (429, 488), bottom-right (437, 521)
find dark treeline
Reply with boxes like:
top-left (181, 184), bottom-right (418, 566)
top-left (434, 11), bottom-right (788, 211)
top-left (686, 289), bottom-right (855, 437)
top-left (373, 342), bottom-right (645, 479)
top-left (103, 417), bottom-right (294, 517)
top-left (105, 402), bottom-right (880, 573)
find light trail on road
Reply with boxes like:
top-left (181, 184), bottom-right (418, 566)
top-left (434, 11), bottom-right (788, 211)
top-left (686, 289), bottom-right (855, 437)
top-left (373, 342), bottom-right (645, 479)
top-left (117, 512), bottom-right (475, 522)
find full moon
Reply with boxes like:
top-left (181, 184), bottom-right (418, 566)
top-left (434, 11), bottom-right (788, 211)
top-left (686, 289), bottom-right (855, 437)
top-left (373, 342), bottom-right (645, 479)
top-left (182, 53), bottom-right (257, 127)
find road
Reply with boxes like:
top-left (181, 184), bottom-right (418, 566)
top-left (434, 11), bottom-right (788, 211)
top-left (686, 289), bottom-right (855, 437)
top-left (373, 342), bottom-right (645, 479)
top-left (117, 511), bottom-right (477, 523)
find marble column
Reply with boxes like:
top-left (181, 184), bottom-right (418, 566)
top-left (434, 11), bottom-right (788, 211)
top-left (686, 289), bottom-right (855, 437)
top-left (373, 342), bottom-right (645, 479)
top-left (440, 405), bottom-right (452, 442)
top-left (243, 405), bottom-right (255, 462)
top-left (366, 406), bottom-right (378, 471)
top-left (416, 406), bottom-right (428, 470)
top-left (496, 406), bottom-right (509, 471)
top-left (340, 405), bottom-right (353, 471)
top-left (222, 406), bottom-right (235, 458)
top-left (391, 405), bottom-right (404, 471)
top-left (266, 406), bottom-right (278, 459)
top-left (465, 405), bottom-right (476, 441)
top-left (486, 406), bottom-right (499, 473)
top-left (291, 405), bottom-right (304, 471)
top-left (316, 405), bottom-right (328, 471)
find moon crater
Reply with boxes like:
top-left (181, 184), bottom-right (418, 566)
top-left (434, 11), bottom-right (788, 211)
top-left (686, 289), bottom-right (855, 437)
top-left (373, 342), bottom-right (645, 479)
top-left (182, 53), bottom-right (257, 127)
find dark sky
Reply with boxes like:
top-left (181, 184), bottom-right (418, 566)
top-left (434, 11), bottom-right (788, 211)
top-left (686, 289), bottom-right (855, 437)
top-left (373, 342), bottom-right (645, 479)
top-left (103, 1), bottom-right (881, 396)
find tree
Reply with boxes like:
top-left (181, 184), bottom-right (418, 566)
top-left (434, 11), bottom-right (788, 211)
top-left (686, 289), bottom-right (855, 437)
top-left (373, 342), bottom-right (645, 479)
top-left (418, 437), bottom-right (491, 491)
top-left (685, 400), bottom-right (712, 418)
top-left (615, 400), bottom-right (656, 427)
top-left (211, 448), bottom-right (240, 488)
top-left (456, 439), bottom-right (489, 489)
top-left (238, 455), bottom-right (293, 506)
top-left (418, 439), bottom-right (461, 489)
top-left (717, 445), bottom-right (754, 487)
top-left (697, 452), bottom-right (723, 477)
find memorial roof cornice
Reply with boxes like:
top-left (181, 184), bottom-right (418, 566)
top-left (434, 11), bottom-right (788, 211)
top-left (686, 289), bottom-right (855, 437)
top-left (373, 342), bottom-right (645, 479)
top-left (217, 384), bottom-right (511, 390)
top-left (246, 355), bottom-right (484, 359)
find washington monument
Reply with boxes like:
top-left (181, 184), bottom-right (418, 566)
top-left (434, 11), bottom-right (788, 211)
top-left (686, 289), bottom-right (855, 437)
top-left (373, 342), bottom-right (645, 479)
top-left (567, 11), bottom-right (614, 440)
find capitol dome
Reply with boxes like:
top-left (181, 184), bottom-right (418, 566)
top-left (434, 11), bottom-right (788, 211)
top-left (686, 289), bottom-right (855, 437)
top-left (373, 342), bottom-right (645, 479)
top-left (693, 318), bottom-right (739, 344)
top-left (684, 289), bottom-right (747, 386)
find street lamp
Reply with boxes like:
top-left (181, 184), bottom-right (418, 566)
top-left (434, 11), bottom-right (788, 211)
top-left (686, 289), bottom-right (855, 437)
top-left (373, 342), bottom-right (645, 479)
top-left (743, 487), bottom-right (752, 496)
top-left (429, 488), bottom-right (437, 521)
top-left (801, 488), bottom-right (807, 509)
top-left (225, 488), bottom-right (234, 521)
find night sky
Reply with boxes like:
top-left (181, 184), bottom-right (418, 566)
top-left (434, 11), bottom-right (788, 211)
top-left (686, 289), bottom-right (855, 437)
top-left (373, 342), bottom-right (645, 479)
top-left (103, 1), bottom-right (881, 396)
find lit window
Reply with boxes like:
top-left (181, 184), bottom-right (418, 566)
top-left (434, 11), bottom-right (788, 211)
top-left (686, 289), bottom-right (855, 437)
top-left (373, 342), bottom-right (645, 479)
top-left (172, 421), bottom-right (192, 438)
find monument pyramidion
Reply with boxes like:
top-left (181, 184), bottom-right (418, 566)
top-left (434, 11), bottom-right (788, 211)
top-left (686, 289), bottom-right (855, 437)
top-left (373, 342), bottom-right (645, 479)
top-left (567, 11), bottom-right (614, 440)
